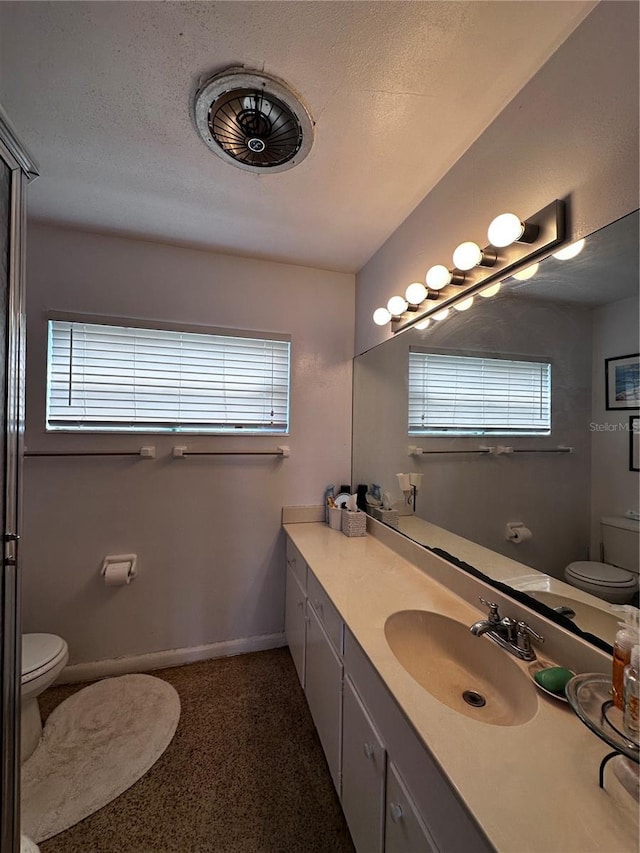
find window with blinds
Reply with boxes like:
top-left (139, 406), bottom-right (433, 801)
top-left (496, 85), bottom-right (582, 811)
top-left (408, 350), bottom-right (551, 436)
top-left (46, 320), bottom-right (291, 433)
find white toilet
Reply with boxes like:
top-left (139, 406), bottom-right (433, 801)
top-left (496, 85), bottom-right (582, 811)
top-left (565, 516), bottom-right (640, 604)
top-left (21, 633), bottom-right (68, 762)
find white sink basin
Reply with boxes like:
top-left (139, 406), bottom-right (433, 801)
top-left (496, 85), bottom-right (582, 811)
top-left (384, 610), bottom-right (538, 726)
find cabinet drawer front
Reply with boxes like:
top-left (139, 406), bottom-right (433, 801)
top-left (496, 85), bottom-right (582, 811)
top-left (341, 677), bottom-right (386, 853)
top-left (305, 605), bottom-right (343, 794)
top-left (307, 569), bottom-right (344, 654)
top-left (284, 566), bottom-right (306, 688)
top-left (286, 538), bottom-right (307, 590)
top-left (385, 762), bottom-right (437, 853)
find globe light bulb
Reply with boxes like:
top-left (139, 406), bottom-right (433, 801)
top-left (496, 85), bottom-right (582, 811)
top-left (405, 282), bottom-right (428, 304)
top-left (425, 265), bottom-right (452, 289)
top-left (513, 262), bottom-right (539, 281)
top-left (415, 318), bottom-right (431, 330)
top-left (479, 283), bottom-right (501, 298)
top-left (433, 307), bottom-right (449, 322)
top-left (452, 241), bottom-right (483, 271)
top-left (454, 296), bottom-right (474, 311)
top-left (553, 239), bottom-right (585, 260)
top-left (373, 307), bottom-right (391, 325)
top-left (387, 295), bottom-right (408, 316)
top-left (487, 213), bottom-right (525, 247)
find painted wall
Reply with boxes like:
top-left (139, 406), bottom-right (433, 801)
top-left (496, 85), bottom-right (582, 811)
top-left (355, 1), bottom-right (639, 355)
top-left (352, 293), bottom-right (592, 579)
top-left (590, 295), bottom-right (640, 555)
top-left (22, 224), bottom-right (354, 665)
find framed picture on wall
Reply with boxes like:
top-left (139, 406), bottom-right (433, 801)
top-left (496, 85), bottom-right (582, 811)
top-left (631, 416), bottom-right (640, 472)
top-left (605, 353), bottom-right (640, 410)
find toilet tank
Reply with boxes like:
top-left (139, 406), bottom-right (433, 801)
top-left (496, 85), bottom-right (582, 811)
top-left (601, 516), bottom-right (640, 572)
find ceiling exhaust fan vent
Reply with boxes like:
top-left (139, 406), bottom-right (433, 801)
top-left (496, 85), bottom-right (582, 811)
top-left (194, 69), bottom-right (314, 173)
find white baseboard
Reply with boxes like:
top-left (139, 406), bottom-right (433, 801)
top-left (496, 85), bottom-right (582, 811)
top-left (58, 632), bottom-right (287, 684)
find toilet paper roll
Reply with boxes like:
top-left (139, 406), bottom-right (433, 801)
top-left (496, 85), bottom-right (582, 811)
top-left (512, 527), bottom-right (532, 544)
top-left (103, 561), bottom-right (134, 586)
top-left (505, 522), bottom-right (533, 544)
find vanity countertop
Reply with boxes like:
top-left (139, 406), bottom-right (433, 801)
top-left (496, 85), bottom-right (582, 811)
top-left (284, 521), bottom-right (639, 853)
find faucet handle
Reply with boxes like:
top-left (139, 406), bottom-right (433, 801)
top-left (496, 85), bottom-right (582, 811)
top-left (479, 597), bottom-right (501, 623)
top-left (516, 621), bottom-right (544, 655)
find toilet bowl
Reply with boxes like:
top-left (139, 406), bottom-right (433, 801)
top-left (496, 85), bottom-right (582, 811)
top-left (565, 516), bottom-right (639, 605)
top-left (21, 633), bottom-right (68, 762)
top-left (564, 561), bottom-right (637, 604)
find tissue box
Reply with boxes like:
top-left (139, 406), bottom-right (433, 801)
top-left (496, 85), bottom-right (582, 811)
top-left (370, 507), bottom-right (399, 529)
top-left (341, 509), bottom-right (367, 537)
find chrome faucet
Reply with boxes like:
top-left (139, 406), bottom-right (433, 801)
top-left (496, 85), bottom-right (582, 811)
top-left (470, 598), bottom-right (544, 661)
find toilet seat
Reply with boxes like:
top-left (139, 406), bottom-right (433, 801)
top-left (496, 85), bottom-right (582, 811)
top-left (565, 560), bottom-right (637, 589)
top-left (22, 633), bottom-right (68, 684)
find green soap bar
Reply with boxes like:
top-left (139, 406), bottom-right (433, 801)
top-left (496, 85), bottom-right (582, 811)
top-left (534, 666), bottom-right (574, 694)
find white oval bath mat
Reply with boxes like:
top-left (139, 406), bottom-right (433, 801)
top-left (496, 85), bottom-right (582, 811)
top-left (21, 673), bottom-right (180, 843)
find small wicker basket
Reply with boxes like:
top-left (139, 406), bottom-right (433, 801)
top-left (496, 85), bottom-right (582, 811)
top-left (341, 509), bottom-right (367, 537)
top-left (370, 507), bottom-right (399, 529)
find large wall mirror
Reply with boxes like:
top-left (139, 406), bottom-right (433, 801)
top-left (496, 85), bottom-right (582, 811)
top-left (353, 210), bottom-right (639, 651)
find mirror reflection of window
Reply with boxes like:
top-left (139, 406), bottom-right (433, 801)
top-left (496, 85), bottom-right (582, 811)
top-left (408, 350), bottom-right (551, 437)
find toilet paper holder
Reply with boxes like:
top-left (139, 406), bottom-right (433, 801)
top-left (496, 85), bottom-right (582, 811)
top-left (101, 553), bottom-right (138, 585)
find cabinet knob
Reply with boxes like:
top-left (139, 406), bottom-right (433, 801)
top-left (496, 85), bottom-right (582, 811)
top-left (390, 802), bottom-right (404, 823)
top-left (297, 599), bottom-right (304, 608)
top-left (363, 742), bottom-right (375, 760)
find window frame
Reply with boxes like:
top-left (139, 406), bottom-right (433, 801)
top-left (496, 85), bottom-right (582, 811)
top-left (45, 312), bottom-right (292, 436)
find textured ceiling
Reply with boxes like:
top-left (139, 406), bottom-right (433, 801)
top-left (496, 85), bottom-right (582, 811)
top-left (0, 1), bottom-right (595, 272)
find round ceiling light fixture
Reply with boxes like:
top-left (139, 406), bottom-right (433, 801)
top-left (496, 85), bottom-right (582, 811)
top-left (194, 68), bottom-right (314, 173)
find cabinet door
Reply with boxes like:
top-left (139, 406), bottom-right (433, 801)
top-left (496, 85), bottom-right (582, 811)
top-left (305, 603), bottom-right (343, 793)
top-left (341, 677), bottom-right (386, 853)
top-left (285, 565), bottom-right (306, 688)
top-left (286, 537), bottom-right (307, 589)
top-left (385, 762), bottom-right (437, 853)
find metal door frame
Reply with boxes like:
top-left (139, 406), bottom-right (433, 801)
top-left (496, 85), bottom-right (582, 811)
top-left (0, 105), bottom-right (38, 853)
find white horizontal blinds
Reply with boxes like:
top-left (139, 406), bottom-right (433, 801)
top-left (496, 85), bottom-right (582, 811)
top-left (47, 320), bottom-right (290, 432)
top-left (408, 351), bottom-right (551, 436)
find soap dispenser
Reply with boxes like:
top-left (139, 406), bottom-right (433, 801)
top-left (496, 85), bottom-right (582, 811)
top-left (623, 644), bottom-right (640, 735)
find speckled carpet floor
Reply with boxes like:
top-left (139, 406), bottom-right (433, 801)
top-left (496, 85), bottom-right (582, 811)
top-left (37, 648), bottom-right (355, 853)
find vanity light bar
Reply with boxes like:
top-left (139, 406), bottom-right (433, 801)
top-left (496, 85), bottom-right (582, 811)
top-left (373, 200), bottom-right (566, 334)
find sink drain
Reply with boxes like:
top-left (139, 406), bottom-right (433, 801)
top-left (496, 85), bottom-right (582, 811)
top-left (462, 690), bottom-right (486, 708)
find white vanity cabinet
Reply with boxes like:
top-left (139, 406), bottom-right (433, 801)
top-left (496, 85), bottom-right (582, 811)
top-left (385, 762), bottom-right (437, 853)
top-left (305, 601), bottom-right (343, 793)
top-left (285, 565), bottom-right (306, 687)
top-left (341, 676), bottom-right (386, 853)
top-left (285, 539), bottom-right (308, 687)
top-left (285, 537), bottom-right (344, 793)
top-left (344, 627), bottom-right (492, 853)
top-left (284, 533), bottom-right (491, 853)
